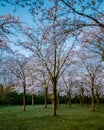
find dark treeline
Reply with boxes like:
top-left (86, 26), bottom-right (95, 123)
top-left (0, 91), bottom-right (50, 105)
top-left (0, 91), bottom-right (104, 105)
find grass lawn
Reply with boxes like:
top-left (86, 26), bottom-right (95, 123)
top-left (0, 104), bottom-right (104, 130)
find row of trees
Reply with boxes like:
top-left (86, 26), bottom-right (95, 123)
top-left (0, 52), bottom-right (104, 110)
top-left (0, 0), bottom-right (104, 116)
top-left (1, 84), bottom-right (104, 106)
top-left (0, 86), bottom-right (51, 105)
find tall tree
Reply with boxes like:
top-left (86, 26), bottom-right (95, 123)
top-left (16, 1), bottom-right (78, 115)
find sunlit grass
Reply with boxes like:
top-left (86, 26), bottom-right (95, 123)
top-left (0, 104), bottom-right (104, 130)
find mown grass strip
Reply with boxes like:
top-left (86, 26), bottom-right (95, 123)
top-left (0, 104), bottom-right (104, 130)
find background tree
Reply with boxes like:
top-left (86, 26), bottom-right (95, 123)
top-left (33, 68), bottom-right (50, 108)
top-left (6, 53), bottom-right (29, 111)
top-left (62, 71), bottom-right (75, 107)
top-left (82, 58), bottom-right (102, 111)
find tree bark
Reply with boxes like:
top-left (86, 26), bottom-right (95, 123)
top-left (81, 94), bottom-right (84, 107)
top-left (32, 94), bottom-right (34, 106)
top-left (44, 87), bottom-right (48, 108)
top-left (23, 83), bottom-right (26, 111)
top-left (52, 79), bottom-right (57, 116)
top-left (91, 87), bottom-right (95, 111)
top-left (81, 88), bottom-right (84, 107)
top-left (79, 95), bottom-right (82, 105)
top-left (67, 89), bottom-right (71, 107)
top-left (96, 90), bottom-right (100, 109)
top-left (57, 93), bottom-right (60, 105)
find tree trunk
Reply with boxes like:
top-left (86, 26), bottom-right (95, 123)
top-left (32, 94), bottom-right (34, 106)
top-left (80, 88), bottom-right (84, 107)
top-left (0, 85), bottom-right (3, 96)
top-left (91, 87), bottom-right (95, 111)
top-left (52, 79), bottom-right (57, 116)
top-left (81, 88), bottom-right (84, 107)
top-left (44, 87), bottom-right (48, 108)
top-left (67, 89), bottom-right (71, 107)
top-left (96, 90), bottom-right (100, 109)
top-left (79, 95), bottom-right (82, 105)
top-left (81, 94), bottom-right (84, 107)
top-left (23, 83), bottom-right (26, 111)
top-left (57, 93), bottom-right (60, 105)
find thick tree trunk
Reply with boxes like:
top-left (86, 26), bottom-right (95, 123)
top-left (32, 94), bottom-right (34, 106)
top-left (96, 90), bottom-right (100, 109)
top-left (52, 80), bottom-right (57, 116)
top-left (23, 83), bottom-right (26, 111)
top-left (44, 87), bottom-right (48, 108)
top-left (67, 89), bottom-right (71, 107)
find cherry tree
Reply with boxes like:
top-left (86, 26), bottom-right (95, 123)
top-left (6, 52), bottom-right (29, 111)
top-left (61, 68), bottom-right (77, 107)
top-left (13, 1), bottom-right (78, 116)
top-left (93, 71), bottom-right (104, 108)
top-left (32, 68), bottom-right (50, 108)
top-left (82, 57), bottom-right (102, 111)
top-left (24, 60), bottom-right (37, 106)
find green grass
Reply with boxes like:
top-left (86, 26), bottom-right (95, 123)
top-left (0, 104), bottom-right (104, 130)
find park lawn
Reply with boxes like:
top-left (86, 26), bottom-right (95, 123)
top-left (0, 104), bottom-right (104, 130)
